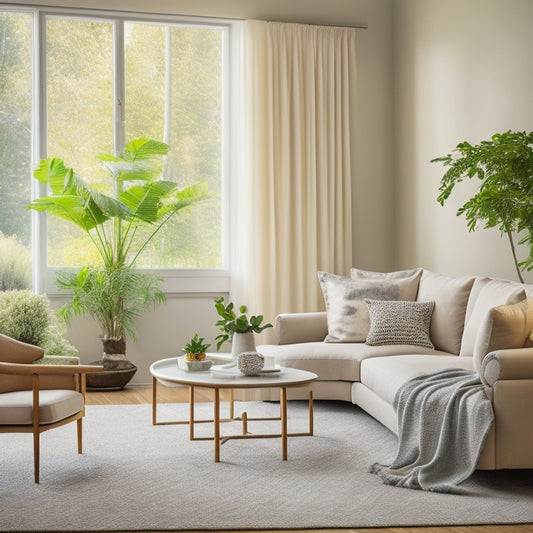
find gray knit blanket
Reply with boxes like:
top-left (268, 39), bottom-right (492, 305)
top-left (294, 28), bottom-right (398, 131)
top-left (371, 368), bottom-right (494, 493)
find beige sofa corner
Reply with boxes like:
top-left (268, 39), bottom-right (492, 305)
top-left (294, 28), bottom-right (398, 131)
top-left (251, 270), bottom-right (533, 471)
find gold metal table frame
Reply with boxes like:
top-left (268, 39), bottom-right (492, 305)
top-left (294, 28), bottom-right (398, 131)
top-left (150, 358), bottom-right (317, 462)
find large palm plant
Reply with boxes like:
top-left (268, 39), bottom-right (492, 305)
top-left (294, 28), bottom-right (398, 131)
top-left (28, 138), bottom-right (208, 364)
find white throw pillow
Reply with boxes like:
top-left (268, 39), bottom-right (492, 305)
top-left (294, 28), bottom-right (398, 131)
top-left (364, 299), bottom-right (435, 349)
top-left (416, 270), bottom-right (475, 354)
top-left (459, 278), bottom-right (526, 357)
top-left (317, 271), bottom-right (420, 343)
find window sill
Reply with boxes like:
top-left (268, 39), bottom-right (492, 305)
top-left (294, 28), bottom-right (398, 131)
top-left (42, 268), bottom-right (230, 296)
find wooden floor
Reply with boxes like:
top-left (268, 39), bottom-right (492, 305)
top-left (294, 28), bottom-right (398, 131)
top-left (85, 386), bottom-right (533, 533)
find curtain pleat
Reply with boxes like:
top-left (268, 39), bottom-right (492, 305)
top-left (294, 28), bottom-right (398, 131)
top-left (233, 20), bottom-right (356, 343)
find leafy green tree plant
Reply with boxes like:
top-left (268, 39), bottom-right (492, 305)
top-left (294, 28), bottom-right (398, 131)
top-left (432, 130), bottom-right (533, 283)
top-left (28, 138), bottom-right (208, 361)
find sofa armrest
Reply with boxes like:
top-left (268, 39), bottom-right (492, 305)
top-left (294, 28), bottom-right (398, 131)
top-left (275, 312), bottom-right (328, 344)
top-left (480, 348), bottom-right (533, 386)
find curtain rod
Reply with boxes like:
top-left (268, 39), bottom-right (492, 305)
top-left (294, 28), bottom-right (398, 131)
top-left (261, 20), bottom-right (368, 30)
top-left (2, 4), bottom-right (368, 29)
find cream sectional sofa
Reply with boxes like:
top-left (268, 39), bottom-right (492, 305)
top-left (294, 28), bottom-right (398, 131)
top-left (255, 269), bottom-right (533, 470)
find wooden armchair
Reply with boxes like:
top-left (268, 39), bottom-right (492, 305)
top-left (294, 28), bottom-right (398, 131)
top-left (0, 333), bottom-right (102, 483)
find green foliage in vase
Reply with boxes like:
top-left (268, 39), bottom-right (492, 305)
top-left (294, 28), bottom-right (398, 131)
top-left (214, 297), bottom-right (272, 350)
top-left (432, 130), bottom-right (533, 282)
top-left (27, 138), bottom-right (208, 351)
top-left (0, 290), bottom-right (77, 356)
top-left (182, 333), bottom-right (211, 355)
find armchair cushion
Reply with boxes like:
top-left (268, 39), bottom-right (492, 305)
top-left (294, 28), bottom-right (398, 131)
top-left (0, 389), bottom-right (83, 425)
top-left (0, 333), bottom-right (44, 364)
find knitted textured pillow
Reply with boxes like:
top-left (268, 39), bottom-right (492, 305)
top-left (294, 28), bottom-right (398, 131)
top-left (365, 299), bottom-right (435, 349)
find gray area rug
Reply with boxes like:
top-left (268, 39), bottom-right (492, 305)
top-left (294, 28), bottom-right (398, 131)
top-left (1, 400), bottom-right (533, 531)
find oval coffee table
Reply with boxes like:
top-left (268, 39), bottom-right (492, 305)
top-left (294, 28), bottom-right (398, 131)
top-left (150, 356), bottom-right (317, 462)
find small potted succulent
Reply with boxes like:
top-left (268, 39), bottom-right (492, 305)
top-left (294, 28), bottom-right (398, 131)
top-left (182, 333), bottom-right (211, 361)
top-left (214, 297), bottom-right (272, 361)
top-left (180, 333), bottom-right (212, 372)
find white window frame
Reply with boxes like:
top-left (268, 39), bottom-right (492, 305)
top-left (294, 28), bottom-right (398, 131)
top-left (0, 4), bottom-right (236, 294)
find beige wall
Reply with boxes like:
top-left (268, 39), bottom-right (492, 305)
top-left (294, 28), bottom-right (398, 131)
top-left (393, 0), bottom-right (533, 282)
top-left (19, 0), bottom-right (533, 384)
top-left (29, 0), bottom-right (394, 383)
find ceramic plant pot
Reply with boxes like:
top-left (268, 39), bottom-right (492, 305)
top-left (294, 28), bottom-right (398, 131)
top-left (231, 331), bottom-right (256, 363)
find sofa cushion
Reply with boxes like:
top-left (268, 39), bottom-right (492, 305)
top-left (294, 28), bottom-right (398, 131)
top-left (365, 299), bottom-right (434, 349)
top-left (416, 270), bottom-right (475, 354)
top-left (317, 271), bottom-right (420, 343)
top-left (473, 297), bottom-right (533, 373)
top-left (257, 342), bottom-right (450, 381)
top-left (359, 354), bottom-right (475, 405)
top-left (460, 278), bottom-right (526, 357)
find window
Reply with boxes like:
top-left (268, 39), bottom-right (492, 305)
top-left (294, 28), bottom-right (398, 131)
top-left (0, 11), bottom-right (33, 289)
top-left (0, 7), bottom-right (232, 292)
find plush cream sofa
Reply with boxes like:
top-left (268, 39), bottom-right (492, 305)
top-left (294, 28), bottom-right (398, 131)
top-left (255, 269), bottom-right (533, 471)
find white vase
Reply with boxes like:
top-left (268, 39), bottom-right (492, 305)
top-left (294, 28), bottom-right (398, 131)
top-left (231, 331), bottom-right (256, 363)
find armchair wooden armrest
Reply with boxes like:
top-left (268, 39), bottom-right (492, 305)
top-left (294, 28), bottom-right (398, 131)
top-left (0, 361), bottom-right (103, 376)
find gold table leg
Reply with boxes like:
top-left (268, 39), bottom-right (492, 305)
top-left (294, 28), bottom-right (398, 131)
top-left (189, 386), bottom-right (195, 440)
top-left (152, 378), bottom-right (315, 462)
top-left (214, 388), bottom-right (220, 462)
top-left (281, 387), bottom-right (288, 460)
top-left (152, 377), bottom-right (157, 425)
top-left (242, 411), bottom-right (248, 435)
top-left (309, 390), bottom-right (314, 435)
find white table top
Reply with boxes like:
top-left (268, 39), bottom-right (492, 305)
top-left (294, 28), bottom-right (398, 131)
top-left (150, 356), bottom-right (318, 389)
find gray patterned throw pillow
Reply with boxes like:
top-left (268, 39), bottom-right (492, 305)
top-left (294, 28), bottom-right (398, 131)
top-left (317, 271), bottom-right (421, 343)
top-left (364, 299), bottom-right (435, 348)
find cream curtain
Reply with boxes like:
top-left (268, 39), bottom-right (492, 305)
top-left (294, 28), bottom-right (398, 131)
top-left (232, 20), bottom-right (357, 342)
